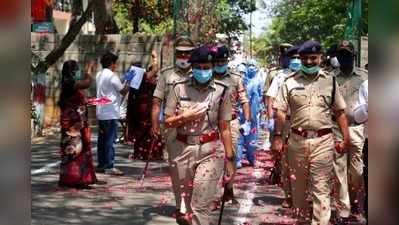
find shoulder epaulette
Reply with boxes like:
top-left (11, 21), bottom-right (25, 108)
top-left (269, 67), bottom-right (279, 72)
top-left (354, 67), bottom-right (368, 79)
top-left (284, 72), bottom-right (299, 82)
top-left (160, 66), bottom-right (175, 74)
top-left (230, 71), bottom-right (243, 78)
top-left (214, 79), bottom-right (229, 88)
top-left (173, 77), bottom-right (190, 86)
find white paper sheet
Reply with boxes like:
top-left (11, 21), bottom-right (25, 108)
top-left (128, 66), bottom-right (146, 89)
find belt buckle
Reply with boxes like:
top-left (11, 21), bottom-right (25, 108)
top-left (307, 130), bottom-right (317, 138)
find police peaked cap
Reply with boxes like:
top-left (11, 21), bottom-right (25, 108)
top-left (286, 46), bottom-right (300, 57)
top-left (298, 40), bottom-right (322, 54)
top-left (175, 36), bottom-right (196, 51)
top-left (188, 46), bottom-right (213, 63)
top-left (337, 40), bottom-right (355, 54)
top-left (213, 45), bottom-right (230, 60)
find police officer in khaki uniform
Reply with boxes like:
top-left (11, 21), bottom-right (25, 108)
top-left (267, 45), bottom-right (302, 208)
top-left (152, 36), bottom-right (196, 136)
top-left (212, 45), bottom-right (250, 202)
top-left (273, 40), bottom-right (350, 225)
top-left (263, 43), bottom-right (293, 118)
top-left (331, 40), bottom-right (367, 224)
top-left (164, 46), bottom-right (235, 225)
top-left (151, 36), bottom-right (195, 212)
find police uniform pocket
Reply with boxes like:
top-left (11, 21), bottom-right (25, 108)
top-left (290, 93), bottom-right (307, 108)
top-left (177, 100), bottom-right (192, 114)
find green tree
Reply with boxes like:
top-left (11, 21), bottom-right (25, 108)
top-left (113, 0), bottom-right (173, 35)
top-left (252, 0), bottom-right (368, 64)
top-left (113, 0), bottom-right (257, 41)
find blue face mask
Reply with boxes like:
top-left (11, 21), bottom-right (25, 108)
top-left (193, 69), bottom-right (213, 84)
top-left (289, 58), bottom-right (302, 71)
top-left (214, 64), bottom-right (228, 74)
top-left (247, 66), bottom-right (257, 78)
top-left (301, 64), bottom-right (320, 75)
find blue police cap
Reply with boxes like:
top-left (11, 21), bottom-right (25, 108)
top-left (214, 45), bottom-right (230, 60)
top-left (188, 46), bottom-right (213, 63)
top-left (298, 40), bottom-right (322, 54)
top-left (286, 46), bottom-right (300, 56)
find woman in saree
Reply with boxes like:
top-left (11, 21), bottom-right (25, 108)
top-left (58, 60), bottom-right (97, 188)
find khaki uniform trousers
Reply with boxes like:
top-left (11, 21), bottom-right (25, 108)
top-left (168, 138), bottom-right (225, 225)
top-left (288, 132), bottom-right (335, 225)
top-left (165, 127), bottom-right (181, 208)
top-left (333, 125), bottom-right (365, 217)
top-left (281, 121), bottom-right (292, 200)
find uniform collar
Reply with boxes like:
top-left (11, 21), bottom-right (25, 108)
top-left (176, 68), bottom-right (192, 76)
top-left (214, 70), bottom-right (230, 79)
top-left (189, 77), bottom-right (216, 90)
top-left (297, 69), bottom-right (327, 78)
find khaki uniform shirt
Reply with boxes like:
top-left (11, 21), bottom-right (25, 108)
top-left (275, 70), bottom-right (346, 130)
top-left (164, 78), bottom-right (232, 136)
top-left (332, 68), bottom-right (368, 123)
top-left (213, 71), bottom-right (249, 117)
top-left (153, 67), bottom-right (192, 102)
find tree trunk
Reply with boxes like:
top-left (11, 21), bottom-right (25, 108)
top-left (94, 0), bottom-right (119, 34)
top-left (131, 0), bottom-right (140, 33)
top-left (70, 0), bottom-right (83, 26)
top-left (33, 0), bottom-right (99, 74)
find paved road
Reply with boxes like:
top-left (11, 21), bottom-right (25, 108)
top-left (31, 126), bottom-right (365, 225)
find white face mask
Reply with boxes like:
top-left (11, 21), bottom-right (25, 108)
top-left (176, 59), bottom-right (191, 69)
top-left (330, 57), bottom-right (340, 68)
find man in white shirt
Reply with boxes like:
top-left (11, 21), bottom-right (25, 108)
top-left (354, 80), bottom-right (368, 137)
top-left (96, 52), bottom-right (129, 175)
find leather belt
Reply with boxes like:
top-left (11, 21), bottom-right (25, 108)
top-left (176, 131), bottom-right (219, 145)
top-left (291, 128), bottom-right (332, 138)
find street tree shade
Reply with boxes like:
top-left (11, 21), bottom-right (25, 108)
top-left (94, 0), bottom-right (120, 34)
top-left (32, 0), bottom-right (100, 75)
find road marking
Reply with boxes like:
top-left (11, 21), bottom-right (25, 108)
top-left (234, 169), bottom-right (263, 225)
top-left (31, 161), bottom-right (60, 175)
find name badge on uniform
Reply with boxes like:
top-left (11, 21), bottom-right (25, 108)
top-left (289, 87), bottom-right (305, 96)
top-left (180, 96), bottom-right (191, 101)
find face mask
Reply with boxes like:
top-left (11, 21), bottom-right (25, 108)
top-left (337, 55), bottom-right (354, 74)
top-left (289, 58), bottom-right (302, 71)
top-left (330, 57), bottom-right (340, 68)
top-left (176, 58), bottom-right (191, 69)
top-left (193, 69), bottom-right (213, 84)
top-left (74, 70), bottom-right (82, 81)
top-left (214, 64), bottom-right (228, 74)
top-left (247, 66), bottom-right (257, 78)
top-left (301, 64), bottom-right (320, 75)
